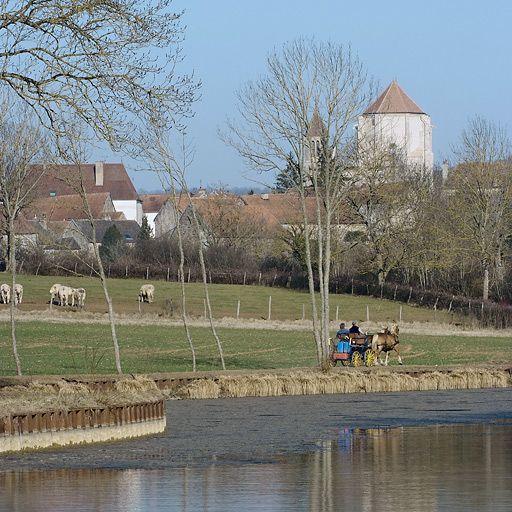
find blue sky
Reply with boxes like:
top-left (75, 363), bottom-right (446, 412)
top-left (106, 0), bottom-right (512, 191)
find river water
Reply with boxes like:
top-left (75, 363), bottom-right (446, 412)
top-left (1, 389), bottom-right (512, 511)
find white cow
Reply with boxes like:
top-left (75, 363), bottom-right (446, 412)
top-left (1, 284), bottom-right (11, 304)
top-left (138, 284), bottom-right (155, 303)
top-left (73, 287), bottom-right (86, 308)
top-left (13, 284), bottom-right (23, 304)
top-left (58, 285), bottom-right (75, 307)
top-left (49, 283), bottom-right (62, 307)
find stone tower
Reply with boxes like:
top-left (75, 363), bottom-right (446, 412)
top-left (303, 107), bottom-right (326, 183)
top-left (357, 81), bottom-right (433, 176)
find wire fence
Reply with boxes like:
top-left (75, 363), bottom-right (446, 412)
top-left (16, 258), bottom-right (512, 329)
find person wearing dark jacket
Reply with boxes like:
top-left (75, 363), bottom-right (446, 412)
top-left (349, 321), bottom-right (362, 334)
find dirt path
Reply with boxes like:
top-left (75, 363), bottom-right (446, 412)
top-left (0, 308), bottom-right (509, 338)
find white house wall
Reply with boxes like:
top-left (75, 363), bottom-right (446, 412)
top-left (113, 200), bottom-right (142, 225)
top-left (145, 212), bottom-right (158, 234)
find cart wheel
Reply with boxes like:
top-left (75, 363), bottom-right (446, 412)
top-left (364, 349), bottom-right (377, 367)
top-left (351, 351), bottom-right (363, 367)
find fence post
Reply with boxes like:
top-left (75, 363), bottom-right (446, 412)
top-left (146, 266), bottom-right (149, 280)
top-left (209, 271), bottom-right (212, 284)
top-left (393, 285), bottom-right (398, 301)
top-left (399, 305), bottom-right (403, 323)
top-left (125, 265), bottom-right (128, 278)
top-left (36, 263), bottom-right (41, 276)
top-left (243, 272), bottom-right (247, 286)
top-left (336, 305), bottom-right (339, 322)
top-left (138, 298), bottom-right (141, 313)
top-left (302, 303), bottom-right (305, 321)
top-left (236, 299), bottom-right (240, 319)
top-left (267, 296), bottom-right (272, 321)
top-left (351, 278), bottom-right (354, 295)
top-left (380, 284), bottom-right (383, 299)
top-left (258, 272), bottom-right (262, 285)
top-left (187, 268), bottom-right (191, 283)
top-left (166, 267), bottom-right (170, 281)
top-left (407, 286), bottom-right (412, 304)
top-left (203, 299), bottom-right (207, 319)
top-left (366, 304), bottom-right (369, 323)
top-left (108, 265), bottom-right (111, 278)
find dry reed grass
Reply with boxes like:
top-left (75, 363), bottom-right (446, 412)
top-left (0, 376), bottom-right (163, 415)
top-left (174, 368), bottom-right (512, 400)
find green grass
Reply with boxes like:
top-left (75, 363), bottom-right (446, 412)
top-left (0, 321), bottom-right (509, 376)
top-left (1, 274), bottom-right (450, 324)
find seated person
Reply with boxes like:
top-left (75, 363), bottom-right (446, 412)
top-left (336, 322), bottom-right (350, 339)
top-left (349, 321), bottom-right (362, 335)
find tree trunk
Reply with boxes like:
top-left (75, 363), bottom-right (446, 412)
top-left (93, 242), bottom-right (122, 374)
top-left (483, 267), bottom-right (489, 301)
top-left (8, 221), bottom-right (22, 375)
top-left (299, 191), bottom-right (322, 365)
top-left (187, 198), bottom-right (226, 370)
top-left (172, 188), bottom-right (196, 371)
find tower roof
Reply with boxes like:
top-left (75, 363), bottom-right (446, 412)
top-left (364, 81), bottom-right (425, 115)
top-left (307, 107), bottom-right (326, 137)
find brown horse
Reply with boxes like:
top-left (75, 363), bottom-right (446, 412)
top-left (371, 321), bottom-right (403, 365)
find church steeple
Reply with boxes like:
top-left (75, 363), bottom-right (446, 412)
top-left (307, 106), bottom-right (326, 138)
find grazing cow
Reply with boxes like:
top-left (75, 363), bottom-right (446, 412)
top-left (371, 321), bottom-right (403, 366)
top-left (58, 285), bottom-right (74, 307)
top-left (138, 284), bottom-right (155, 303)
top-left (13, 284), bottom-right (23, 304)
top-left (1, 284), bottom-right (11, 304)
top-left (73, 287), bottom-right (86, 308)
top-left (49, 283), bottom-right (62, 307)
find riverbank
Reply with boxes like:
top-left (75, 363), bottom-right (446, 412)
top-left (2, 387), bottom-right (511, 471)
top-left (0, 377), bottom-right (166, 453)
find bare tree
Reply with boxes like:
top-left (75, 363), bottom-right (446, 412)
top-left (172, 137), bottom-right (226, 370)
top-left (54, 126), bottom-right (123, 373)
top-left (0, 100), bottom-right (48, 375)
top-left (346, 145), bottom-right (430, 286)
top-left (0, 0), bottom-right (199, 150)
top-left (450, 116), bottom-right (512, 300)
top-left (222, 38), bottom-right (372, 367)
top-left (143, 130), bottom-right (198, 372)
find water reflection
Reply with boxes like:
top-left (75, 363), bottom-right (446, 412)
top-left (1, 424), bottom-right (511, 512)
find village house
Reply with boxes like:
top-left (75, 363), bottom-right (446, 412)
top-left (140, 193), bottom-right (170, 234)
top-left (31, 162), bottom-right (143, 224)
top-left (25, 193), bottom-right (121, 223)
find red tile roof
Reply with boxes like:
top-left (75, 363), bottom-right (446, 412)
top-left (31, 163), bottom-right (139, 201)
top-left (25, 193), bottom-right (113, 221)
top-left (140, 193), bottom-right (170, 213)
top-left (364, 81), bottom-right (425, 115)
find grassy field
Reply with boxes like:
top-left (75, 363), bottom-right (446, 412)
top-left (0, 274), bottom-right (451, 324)
top-left (0, 320), bottom-right (510, 376)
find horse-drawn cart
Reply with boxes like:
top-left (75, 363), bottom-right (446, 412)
top-left (330, 333), bottom-right (377, 367)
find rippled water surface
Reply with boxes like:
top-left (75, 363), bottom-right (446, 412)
top-left (1, 423), bottom-right (511, 512)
